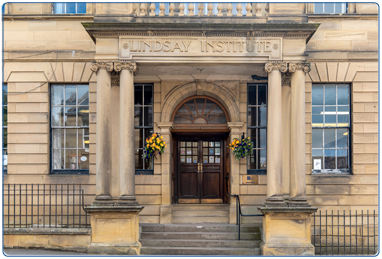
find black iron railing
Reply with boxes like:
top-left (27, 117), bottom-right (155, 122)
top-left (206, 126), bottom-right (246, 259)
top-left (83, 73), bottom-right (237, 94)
top-left (3, 184), bottom-right (90, 228)
top-left (313, 210), bottom-right (378, 255)
top-left (226, 179), bottom-right (263, 240)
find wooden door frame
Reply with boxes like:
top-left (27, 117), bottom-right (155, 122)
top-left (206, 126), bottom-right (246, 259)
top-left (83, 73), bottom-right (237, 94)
top-left (171, 131), bottom-right (229, 204)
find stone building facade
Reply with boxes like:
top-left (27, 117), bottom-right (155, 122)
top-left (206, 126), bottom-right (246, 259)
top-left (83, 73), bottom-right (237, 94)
top-left (3, 2), bottom-right (379, 255)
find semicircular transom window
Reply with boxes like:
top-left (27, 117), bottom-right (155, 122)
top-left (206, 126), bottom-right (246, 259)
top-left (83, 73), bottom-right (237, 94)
top-left (173, 97), bottom-right (228, 124)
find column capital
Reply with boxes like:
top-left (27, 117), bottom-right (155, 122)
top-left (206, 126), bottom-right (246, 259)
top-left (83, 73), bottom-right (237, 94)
top-left (114, 61), bottom-right (139, 76)
top-left (282, 77), bottom-right (291, 86)
top-left (90, 61), bottom-right (114, 72)
top-left (264, 62), bottom-right (288, 73)
top-left (288, 62), bottom-right (311, 73)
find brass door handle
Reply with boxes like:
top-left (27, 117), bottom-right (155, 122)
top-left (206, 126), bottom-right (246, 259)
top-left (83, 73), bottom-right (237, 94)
top-left (197, 163), bottom-right (201, 173)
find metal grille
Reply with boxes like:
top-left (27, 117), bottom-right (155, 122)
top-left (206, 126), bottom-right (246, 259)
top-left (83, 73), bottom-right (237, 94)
top-left (313, 210), bottom-right (378, 255)
top-left (3, 184), bottom-right (90, 228)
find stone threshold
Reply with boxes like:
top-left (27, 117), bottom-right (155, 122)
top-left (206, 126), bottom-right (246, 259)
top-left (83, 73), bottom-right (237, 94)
top-left (4, 227), bottom-right (91, 235)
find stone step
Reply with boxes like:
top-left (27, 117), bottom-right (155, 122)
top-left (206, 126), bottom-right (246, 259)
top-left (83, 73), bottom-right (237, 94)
top-left (172, 210), bottom-right (228, 217)
top-left (172, 204), bottom-right (229, 211)
top-left (141, 231), bottom-right (261, 240)
top-left (172, 216), bottom-right (229, 224)
top-left (141, 223), bottom-right (261, 233)
top-left (141, 239), bottom-right (262, 248)
top-left (141, 247), bottom-right (261, 255)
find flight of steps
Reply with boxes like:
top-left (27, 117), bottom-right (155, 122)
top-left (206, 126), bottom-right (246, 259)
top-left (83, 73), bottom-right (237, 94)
top-left (140, 223), bottom-right (262, 255)
top-left (172, 204), bottom-right (230, 224)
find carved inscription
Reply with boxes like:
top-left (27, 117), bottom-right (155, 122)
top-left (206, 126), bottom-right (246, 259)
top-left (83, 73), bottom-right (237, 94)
top-left (120, 37), bottom-right (282, 60)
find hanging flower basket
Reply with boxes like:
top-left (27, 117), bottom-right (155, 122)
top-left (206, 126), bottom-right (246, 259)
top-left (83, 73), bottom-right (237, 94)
top-left (228, 137), bottom-right (252, 160)
top-left (143, 133), bottom-right (167, 160)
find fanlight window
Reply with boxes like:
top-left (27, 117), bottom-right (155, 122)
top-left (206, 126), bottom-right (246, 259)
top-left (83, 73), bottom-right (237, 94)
top-left (173, 97), bottom-right (227, 124)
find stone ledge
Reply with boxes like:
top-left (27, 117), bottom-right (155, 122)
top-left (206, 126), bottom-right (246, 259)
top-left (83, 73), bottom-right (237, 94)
top-left (85, 205), bottom-right (144, 213)
top-left (258, 206), bottom-right (318, 214)
top-left (4, 228), bottom-right (91, 235)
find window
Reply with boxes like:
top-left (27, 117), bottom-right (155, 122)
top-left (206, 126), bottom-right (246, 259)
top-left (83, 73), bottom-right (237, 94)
top-left (3, 84), bottom-right (7, 172)
top-left (312, 84), bottom-right (350, 173)
top-left (134, 84), bottom-right (153, 174)
top-left (54, 3), bottom-right (86, 14)
top-left (247, 84), bottom-right (267, 174)
top-left (314, 3), bottom-right (347, 14)
top-left (51, 85), bottom-right (89, 173)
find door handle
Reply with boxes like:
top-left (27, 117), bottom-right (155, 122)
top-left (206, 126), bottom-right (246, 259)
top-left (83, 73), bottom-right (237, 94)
top-left (197, 163), bottom-right (201, 173)
top-left (200, 163), bottom-right (203, 173)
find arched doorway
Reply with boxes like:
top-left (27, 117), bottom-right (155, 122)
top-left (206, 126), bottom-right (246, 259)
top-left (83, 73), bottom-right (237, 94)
top-left (171, 96), bottom-right (230, 204)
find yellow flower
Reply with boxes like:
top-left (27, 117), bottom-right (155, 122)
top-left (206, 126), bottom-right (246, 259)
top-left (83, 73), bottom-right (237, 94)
top-left (146, 144), bottom-right (149, 148)
top-left (231, 147), bottom-right (234, 151)
top-left (153, 133), bottom-right (157, 138)
top-left (163, 141), bottom-right (166, 144)
top-left (160, 136), bottom-right (163, 139)
top-left (165, 144), bottom-right (167, 148)
top-left (160, 143), bottom-right (163, 146)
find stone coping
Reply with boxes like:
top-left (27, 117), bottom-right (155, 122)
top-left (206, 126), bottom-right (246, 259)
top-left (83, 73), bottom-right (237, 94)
top-left (258, 206), bottom-right (318, 214)
top-left (84, 205), bottom-right (144, 213)
top-left (4, 228), bottom-right (91, 235)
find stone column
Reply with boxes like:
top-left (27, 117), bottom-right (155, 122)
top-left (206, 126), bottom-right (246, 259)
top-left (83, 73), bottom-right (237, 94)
top-left (90, 61), bottom-right (113, 202)
top-left (114, 62), bottom-right (139, 205)
top-left (289, 62), bottom-right (311, 207)
top-left (282, 76), bottom-right (291, 200)
top-left (264, 62), bottom-right (287, 207)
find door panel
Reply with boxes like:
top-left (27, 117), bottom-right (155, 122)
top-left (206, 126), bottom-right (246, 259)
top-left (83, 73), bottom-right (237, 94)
top-left (178, 138), bottom-right (223, 204)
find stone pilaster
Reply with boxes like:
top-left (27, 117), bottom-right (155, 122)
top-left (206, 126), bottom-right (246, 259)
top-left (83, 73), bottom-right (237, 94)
top-left (282, 75), bottom-right (291, 201)
top-left (114, 61), bottom-right (139, 205)
top-left (90, 61), bottom-right (114, 203)
top-left (227, 122), bottom-right (244, 224)
top-left (289, 62), bottom-right (311, 207)
top-left (264, 62), bottom-right (287, 207)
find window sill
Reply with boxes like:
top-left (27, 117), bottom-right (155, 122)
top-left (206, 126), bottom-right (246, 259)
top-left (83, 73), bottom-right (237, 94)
top-left (135, 170), bottom-right (154, 175)
top-left (247, 169), bottom-right (266, 175)
top-left (311, 170), bottom-right (351, 175)
top-left (51, 170), bottom-right (89, 175)
top-left (307, 13), bottom-right (378, 18)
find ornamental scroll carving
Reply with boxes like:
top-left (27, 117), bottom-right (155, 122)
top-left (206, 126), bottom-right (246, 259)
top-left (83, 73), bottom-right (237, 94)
top-left (114, 62), bottom-right (139, 76)
top-left (90, 61), bottom-right (114, 72)
top-left (264, 62), bottom-right (288, 73)
top-left (288, 62), bottom-right (311, 73)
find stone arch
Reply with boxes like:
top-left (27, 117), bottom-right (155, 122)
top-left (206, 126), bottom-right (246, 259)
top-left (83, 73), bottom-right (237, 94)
top-left (160, 81), bottom-right (240, 123)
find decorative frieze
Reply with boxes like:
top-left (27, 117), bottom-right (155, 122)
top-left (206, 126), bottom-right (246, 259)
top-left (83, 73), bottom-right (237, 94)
top-left (264, 62), bottom-right (288, 73)
top-left (288, 62), bottom-right (311, 73)
top-left (90, 61), bottom-right (114, 72)
top-left (114, 62), bottom-right (139, 76)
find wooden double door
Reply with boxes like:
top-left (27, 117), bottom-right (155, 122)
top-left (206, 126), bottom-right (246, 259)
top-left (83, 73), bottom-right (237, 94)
top-left (177, 138), bottom-right (224, 204)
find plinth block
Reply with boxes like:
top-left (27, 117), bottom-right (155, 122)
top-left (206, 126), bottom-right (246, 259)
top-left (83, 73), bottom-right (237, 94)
top-left (85, 205), bottom-right (144, 255)
top-left (258, 206), bottom-right (318, 256)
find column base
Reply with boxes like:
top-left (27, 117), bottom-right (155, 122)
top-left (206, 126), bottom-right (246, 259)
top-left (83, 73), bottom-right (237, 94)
top-left (288, 197), bottom-right (311, 207)
top-left (93, 195), bottom-right (114, 206)
top-left (116, 195), bottom-right (139, 206)
top-left (85, 205), bottom-right (144, 255)
top-left (265, 196), bottom-right (286, 207)
top-left (258, 206), bottom-right (318, 256)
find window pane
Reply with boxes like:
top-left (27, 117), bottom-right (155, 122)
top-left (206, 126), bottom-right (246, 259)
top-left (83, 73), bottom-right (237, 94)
top-left (247, 107), bottom-right (257, 127)
top-left (78, 106), bottom-right (89, 127)
top-left (77, 3), bottom-right (86, 13)
top-left (144, 107), bottom-right (153, 126)
top-left (66, 129), bottom-right (77, 148)
top-left (324, 115), bottom-right (336, 127)
top-left (337, 128), bottom-right (348, 148)
top-left (134, 85), bottom-right (143, 105)
top-left (55, 3), bottom-right (64, 14)
top-left (258, 85), bottom-right (267, 105)
top-left (324, 149), bottom-right (335, 169)
top-left (134, 107), bottom-right (142, 127)
top-left (144, 128), bottom-right (153, 147)
top-left (312, 85), bottom-right (323, 105)
top-left (248, 86), bottom-right (257, 105)
top-left (144, 154), bottom-right (153, 169)
top-left (334, 3), bottom-right (342, 13)
top-left (51, 85), bottom-right (64, 105)
top-left (65, 86), bottom-right (76, 105)
top-left (312, 149), bottom-right (323, 170)
top-left (3, 105), bottom-right (7, 127)
top-left (249, 149), bottom-right (257, 169)
top-left (52, 129), bottom-right (64, 149)
top-left (337, 85), bottom-right (349, 105)
top-left (66, 149), bottom-right (77, 169)
top-left (3, 128), bottom-right (7, 150)
top-left (135, 149), bottom-right (143, 170)
top-left (65, 106), bottom-right (77, 126)
top-left (77, 85), bottom-right (89, 105)
top-left (258, 107), bottom-right (267, 127)
top-left (78, 149), bottom-right (89, 169)
top-left (135, 129), bottom-right (143, 149)
top-left (248, 129), bottom-right (257, 149)
top-left (144, 85), bottom-right (153, 105)
top-left (66, 3), bottom-right (76, 13)
top-left (325, 85), bottom-right (336, 105)
top-left (259, 129), bottom-right (266, 148)
top-left (324, 129), bottom-right (336, 148)
top-left (314, 3), bottom-right (324, 13)
top-left (312, 129), bottom-right (323, 148)
top-left (52, 149), bottom-right (64, 169)
top-left (259, 149), bottom-right (266, 169)
top-left (51, 107), bottom-right (64, 126)
top-left (325, 3), bottom-right (334, 13)
top-left (337, 149), bottom-right (348, 169)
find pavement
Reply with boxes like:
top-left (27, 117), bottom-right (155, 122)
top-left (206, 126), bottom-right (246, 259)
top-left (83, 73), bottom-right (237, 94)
top-left (3, 248), bottom-right (87, 256)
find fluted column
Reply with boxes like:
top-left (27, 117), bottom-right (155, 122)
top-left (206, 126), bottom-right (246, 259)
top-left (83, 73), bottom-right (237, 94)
top-left (289, 62), bottom-right (311, 207)
top-left (114, 62), bottom-right (139, 205)
top-left (264, 62), bottom-right (287, 207)
top-left (282, 76), bottom-right (291, 200)
top-left (90, 61), bottom-right (113, 202)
